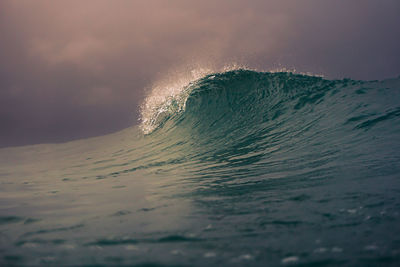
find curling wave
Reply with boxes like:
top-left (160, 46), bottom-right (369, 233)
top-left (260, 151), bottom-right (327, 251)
top-left (140, 69), bottom-right (400, 157)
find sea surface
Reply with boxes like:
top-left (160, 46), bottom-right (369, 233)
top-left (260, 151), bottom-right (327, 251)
top-left (1, 69), bottom-right (400, 266)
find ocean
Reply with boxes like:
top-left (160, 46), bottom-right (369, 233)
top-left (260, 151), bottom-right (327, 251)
top-left (1, 69), bottom-right (400, 266)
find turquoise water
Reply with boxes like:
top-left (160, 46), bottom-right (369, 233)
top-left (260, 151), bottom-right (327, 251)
top-left (1, 70), bottom-right (400, 266)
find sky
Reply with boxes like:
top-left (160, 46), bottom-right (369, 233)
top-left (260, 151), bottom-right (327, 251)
top-left (1, 0), bottom-right (399, 147)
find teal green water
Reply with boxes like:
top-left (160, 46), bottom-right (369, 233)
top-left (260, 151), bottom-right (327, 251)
top-left (1, 70), bottom-right (400, 266)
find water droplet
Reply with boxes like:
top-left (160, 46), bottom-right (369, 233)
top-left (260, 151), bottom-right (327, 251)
top-left (238, 254), bottom-right (254, 260)
top-left (281, 256), bottom-right (299, 264)
top-left (204, 252), bottom-right (216, 258)
top-left (332, 247), bottom-right (343, 253)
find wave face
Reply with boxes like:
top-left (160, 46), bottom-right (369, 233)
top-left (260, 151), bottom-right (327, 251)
top-left (142, 70), bottom-right (400, 173)
top-left (1, 70), bottom-right (400, 266)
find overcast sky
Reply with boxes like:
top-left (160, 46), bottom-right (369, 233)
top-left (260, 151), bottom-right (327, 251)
top-left (1, 0), bottom-right (399, 147)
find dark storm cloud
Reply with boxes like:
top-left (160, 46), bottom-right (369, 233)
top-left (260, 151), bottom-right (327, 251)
top-left (0, 0), bottom-right (399, 147)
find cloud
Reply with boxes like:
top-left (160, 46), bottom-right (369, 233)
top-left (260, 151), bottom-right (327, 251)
top-left (30, 37), bottom-right (110, 72)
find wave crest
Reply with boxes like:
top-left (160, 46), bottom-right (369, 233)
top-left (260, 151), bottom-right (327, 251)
top-left (139, 68), bottom-right (330, 135)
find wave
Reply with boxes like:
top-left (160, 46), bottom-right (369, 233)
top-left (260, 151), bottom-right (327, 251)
top-left (134, 69), bottom-right (400, 185)
top-left (141, 69), bottom-right (400, 144)
top-left (2, 69), bottom-right (400, 266)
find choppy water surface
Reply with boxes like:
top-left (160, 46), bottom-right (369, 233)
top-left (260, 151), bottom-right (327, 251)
top-left (1, 70), bottom-right (400, 266)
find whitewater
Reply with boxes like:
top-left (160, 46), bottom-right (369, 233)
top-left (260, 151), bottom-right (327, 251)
top-left (1, 69), bottom-right (400, 266)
